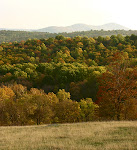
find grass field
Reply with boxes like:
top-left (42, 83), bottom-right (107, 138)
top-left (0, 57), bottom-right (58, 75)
top-left (0, 121), bottom-right (137, 150)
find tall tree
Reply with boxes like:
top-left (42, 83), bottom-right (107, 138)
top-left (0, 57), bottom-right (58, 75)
top-left (97, 61), bottom-right (137, 120)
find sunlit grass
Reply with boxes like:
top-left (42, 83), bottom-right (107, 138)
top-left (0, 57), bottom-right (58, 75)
top-left (0, 121), bottom-right (137, 150)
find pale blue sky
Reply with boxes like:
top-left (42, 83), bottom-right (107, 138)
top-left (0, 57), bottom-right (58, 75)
top-left (1, 0), bottom-right (137, 29)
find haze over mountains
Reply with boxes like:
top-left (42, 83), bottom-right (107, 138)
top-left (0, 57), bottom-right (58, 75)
top-left (35, 23), bottom-right (129, 33)
top-left (0, 23), bottom-right (129, 33)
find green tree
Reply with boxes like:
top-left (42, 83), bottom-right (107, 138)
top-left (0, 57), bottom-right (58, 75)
top-left (79, 98), bottom-right (99, 121)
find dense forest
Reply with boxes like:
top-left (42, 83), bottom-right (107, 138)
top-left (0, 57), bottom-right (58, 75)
top-left (0, 34), bottom-right (137, 125)
top-left (1, 29), bottom-right (137, 43)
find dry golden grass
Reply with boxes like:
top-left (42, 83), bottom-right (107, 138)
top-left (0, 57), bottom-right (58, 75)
top-left (0, 121), bottom-right (137, 150)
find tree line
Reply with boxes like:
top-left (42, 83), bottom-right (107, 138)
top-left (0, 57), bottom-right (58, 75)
top-left (0, 85), bottom-right (98, 125)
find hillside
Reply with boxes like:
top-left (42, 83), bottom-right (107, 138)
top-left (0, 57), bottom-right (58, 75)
top-left (1, 34), bottom-right (137, 126)
top-left (0, 121), bottom-right (137, 150)
top-left (1, 29), bottom-right (137, 43)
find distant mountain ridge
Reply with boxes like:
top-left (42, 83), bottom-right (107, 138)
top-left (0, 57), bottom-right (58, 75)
top-left (0, 23), bottom-right (129, 33)
top-left (35, 23), bottom-right (129, 33)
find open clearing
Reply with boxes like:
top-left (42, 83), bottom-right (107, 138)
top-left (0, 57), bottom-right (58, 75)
top-left (0, 121), bottom-right (137, 150)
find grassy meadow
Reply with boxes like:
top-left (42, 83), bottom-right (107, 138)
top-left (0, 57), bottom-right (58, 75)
top-left (0, 121), bottom-right (137, 150)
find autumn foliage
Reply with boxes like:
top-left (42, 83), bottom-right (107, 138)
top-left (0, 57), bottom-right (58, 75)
top-left (1, 35), bottom-right (137, 125)
top-left (0, 85), bottom-right (98, 125)
top-left (97, 62), bottom-right (137, 120)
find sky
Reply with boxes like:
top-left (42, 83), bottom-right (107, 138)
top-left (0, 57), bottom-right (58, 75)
top-left (1, 0), bottom-right (137, 30)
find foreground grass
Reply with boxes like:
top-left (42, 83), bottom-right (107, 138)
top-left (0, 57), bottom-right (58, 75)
top-left (0, 121), bottom-right (137, 150)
